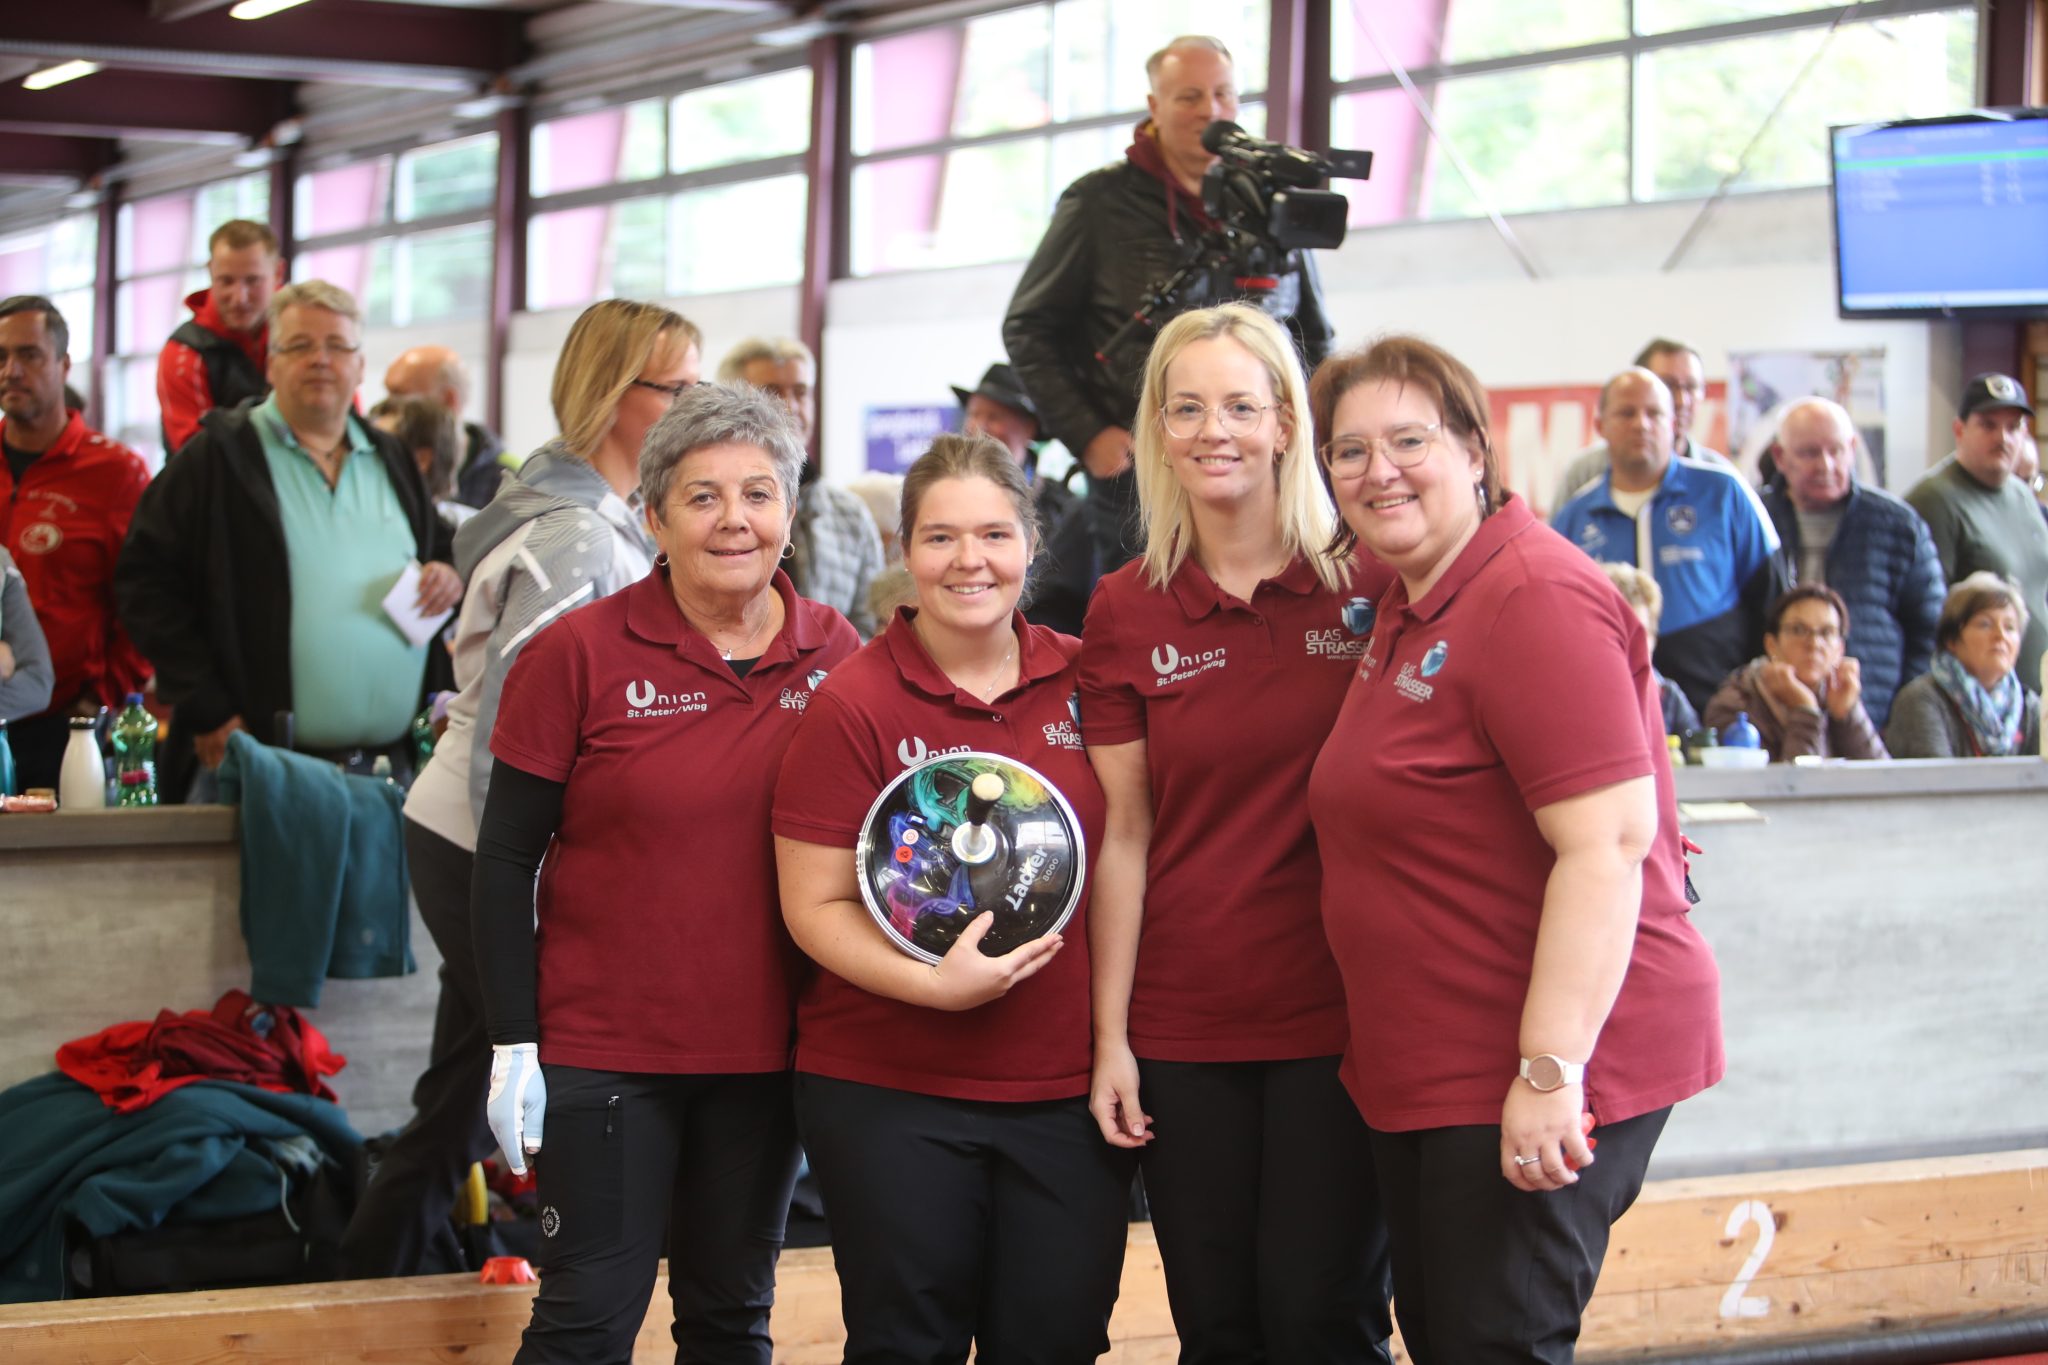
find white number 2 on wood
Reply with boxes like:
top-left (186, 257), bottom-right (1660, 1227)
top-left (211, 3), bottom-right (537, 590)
top-left (1718, 1199), bottom-right (1774, 1319)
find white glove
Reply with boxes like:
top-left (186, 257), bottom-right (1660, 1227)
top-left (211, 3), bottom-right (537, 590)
top-left (487, 1043), bottom-right (546, 1176)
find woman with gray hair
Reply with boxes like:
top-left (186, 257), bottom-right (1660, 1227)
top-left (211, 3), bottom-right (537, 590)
top-left (471, 382), bottom-right (861, 1362)
top-left (1885, 571), bottom-right (2041, 757)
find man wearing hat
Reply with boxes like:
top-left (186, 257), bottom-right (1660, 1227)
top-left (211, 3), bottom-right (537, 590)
top-left (1906, 373), bottom-right (2048, 687)
top-left (954, 362), bottom-right (1089, 634)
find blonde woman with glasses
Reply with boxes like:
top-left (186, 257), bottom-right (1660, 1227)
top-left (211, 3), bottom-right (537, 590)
top-left (1079, 302), bottom-right (1396, 1362)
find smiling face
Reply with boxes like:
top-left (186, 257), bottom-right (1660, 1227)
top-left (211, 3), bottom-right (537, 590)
top-left (650, 441), bottom-right (793, 606)
top-left (903, 474), bottom-right (1033, 638)
top-left (1327, 377), bottom-right (1485, 599)
top-left (1158, 334), bottom-right (1286, 515)
top-left (209, 241), bottom-right (282, 337)
top-left (1950, 603), bottom-right (2022, 688)
top-left (1765, 595), bottom-right (1845, 691)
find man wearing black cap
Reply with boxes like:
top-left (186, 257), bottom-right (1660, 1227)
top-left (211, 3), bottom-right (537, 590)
top-left (1906, 373), bottom-right (2048, 687)
top-left (954, 362), bottom-right (1088, 634)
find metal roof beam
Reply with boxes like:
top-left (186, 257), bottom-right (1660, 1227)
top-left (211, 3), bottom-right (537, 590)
top-left (0, 71), bottom-right (289, 143)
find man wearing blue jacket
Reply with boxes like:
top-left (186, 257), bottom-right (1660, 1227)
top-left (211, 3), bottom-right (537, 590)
top-left (1759, 398), bottom-right (1943, 729)
top-left (1554, 367), bottom-right (1786, 713)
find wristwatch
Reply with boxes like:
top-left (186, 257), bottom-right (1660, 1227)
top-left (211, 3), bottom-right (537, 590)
top-left (1519, 1054), bottom-right (1586, 1092)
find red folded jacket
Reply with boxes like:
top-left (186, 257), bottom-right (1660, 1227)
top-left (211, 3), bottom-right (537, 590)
top-left (56, 989), bottom-right (347, 1113)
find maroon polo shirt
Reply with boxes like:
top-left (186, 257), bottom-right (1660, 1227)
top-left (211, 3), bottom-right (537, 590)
top-left (1308, 497), bottom-right (1723, 1131)
top-left (1079, 550), bottom-right (1395, 1061)
top-left (772, 609), bottom-right (1105, 1102)
top-left (490, 566), bottom-right (860, 1074)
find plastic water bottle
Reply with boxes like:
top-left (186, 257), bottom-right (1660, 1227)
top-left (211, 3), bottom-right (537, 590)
top-left (1721, 711), bottom-right (1763, 749)
top-left (111, 694), bottom-right (157, 806)
top-left (0, 719), bottom-right (16, 797)
top-left (58, 716), bottom-right (107, 811)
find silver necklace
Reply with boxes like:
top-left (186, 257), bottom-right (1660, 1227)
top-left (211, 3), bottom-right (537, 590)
top-left (965, 638), bottom-right (1016, 699)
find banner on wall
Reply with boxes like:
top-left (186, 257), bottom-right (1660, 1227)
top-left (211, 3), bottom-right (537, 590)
top-left (1489, 382), bottom-right (1728, 519)
top-left (865, 405), bottom-right (959, 473)
top-left (1727, 349), bottom-right (1886, 487)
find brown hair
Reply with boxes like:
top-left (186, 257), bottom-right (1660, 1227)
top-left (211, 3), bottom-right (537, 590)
top-left (1308, 334), bottom-right (1500, 558)
top-left (376, 394), bottom-right (460, 500)
top-left (1936, 571), bottom-right (2030, 650)
top-left (899, 433), bottom-right (1039, 550)
top-left (1765, 584), bottom-right (1849, 639)
top-left (208, 219), bottom-right (279, 257)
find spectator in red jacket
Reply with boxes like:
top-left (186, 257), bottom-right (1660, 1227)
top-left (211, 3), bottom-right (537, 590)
top-left (0, 294), bottom-right (152, 790)
top-left (156, 219), bottom-right (283, 457)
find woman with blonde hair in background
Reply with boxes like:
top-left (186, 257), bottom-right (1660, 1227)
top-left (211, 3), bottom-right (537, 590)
top-left (1082, 302), bottom-right (1395, 1361)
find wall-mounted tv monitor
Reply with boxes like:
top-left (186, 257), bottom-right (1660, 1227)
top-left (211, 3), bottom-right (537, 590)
top-left (1831, 109), bottom-right (2048, 320)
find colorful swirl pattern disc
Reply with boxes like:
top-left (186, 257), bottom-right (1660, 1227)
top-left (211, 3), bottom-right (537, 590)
top-left (854, 750), bottom-right (1085, 964)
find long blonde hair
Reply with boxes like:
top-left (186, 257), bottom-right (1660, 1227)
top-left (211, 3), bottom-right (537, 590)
top-left (1132, 303), bottom-right (1344, 592)
top-left (550, 299), bottom-right (699, 459)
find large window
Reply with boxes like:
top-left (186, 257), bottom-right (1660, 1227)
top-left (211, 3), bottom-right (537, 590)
top-left (104, 173), bottom-right (270, 462)
top-left (0, 213), bottom-right (97, 409)
top-left (1327, 0), bottom-right (1977, 226)
top-left (293, 133), bottom-right (499, 328)
top-left (526, 68), bottom-right (812, 310)
top-left (849, 0), bottom-right (1269, 275)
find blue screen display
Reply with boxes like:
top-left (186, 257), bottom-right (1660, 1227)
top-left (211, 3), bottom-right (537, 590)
top-left (1833, 115), bottom-right (2048, 317)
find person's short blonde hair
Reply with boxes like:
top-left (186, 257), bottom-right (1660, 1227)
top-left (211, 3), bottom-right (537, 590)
top-left (267, 279), bottom-right (359, 328)
top-left (550, 299), bottom-right (700, 460)
top-left (1937, 571), bottom-right (2031, 651)
top-left (1132, 303), bottom-right (1344, 593)
top-left (1600, 561), bottom-right (1663, 626)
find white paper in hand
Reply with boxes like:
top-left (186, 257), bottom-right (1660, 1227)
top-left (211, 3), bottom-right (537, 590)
top-left (382, 559), bottom-right (455, 648)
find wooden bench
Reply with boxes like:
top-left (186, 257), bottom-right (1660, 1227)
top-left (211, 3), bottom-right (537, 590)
top-left (5, 1150), bottom-right (2043, 1362)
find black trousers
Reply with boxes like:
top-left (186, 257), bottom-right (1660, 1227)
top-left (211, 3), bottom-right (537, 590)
top-left (1136, 1056), bottom-right (1394, 1364)
top-left (337, 820), bottom-right (496, 1278)
top-left (10, 704), bottom-right (79, 793)
top-left (517, 1066), bottom-right (800, 1365)
top-left (795, 1073), bottom-right (1136, 1365)
top-left (1367, 1105), bottom-right (1671, 1365)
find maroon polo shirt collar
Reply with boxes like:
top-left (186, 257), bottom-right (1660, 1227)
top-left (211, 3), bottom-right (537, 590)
top-left (625, 564), bottom-right (822, 667)
top-left (882, 607), bottom-right (1072, 707)
top-left (1164, 549), bottom-right (1322, 621)
top-left (1390, 495), bottom-right (1538, 625)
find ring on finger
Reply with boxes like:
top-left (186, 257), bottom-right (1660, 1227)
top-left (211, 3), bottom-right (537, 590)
top-left (1513, 1154), bottom-right (1540, 1167)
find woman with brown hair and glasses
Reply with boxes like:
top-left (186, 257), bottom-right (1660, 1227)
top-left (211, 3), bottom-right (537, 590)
top-left (1305, 335), bottom-right (1723, 1363)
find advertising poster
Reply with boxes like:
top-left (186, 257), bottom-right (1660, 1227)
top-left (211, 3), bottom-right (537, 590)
top-left (864, 405), bottom-right (958, 473)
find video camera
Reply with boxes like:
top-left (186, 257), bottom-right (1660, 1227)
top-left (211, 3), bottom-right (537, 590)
top-left (1200, 121), bottom-right (1374, 253)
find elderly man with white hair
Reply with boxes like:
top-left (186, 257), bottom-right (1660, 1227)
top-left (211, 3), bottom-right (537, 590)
top-left (1757, 397), bottom-right (1944, 728)
top-left (383, 344), bottom-right (510, 509)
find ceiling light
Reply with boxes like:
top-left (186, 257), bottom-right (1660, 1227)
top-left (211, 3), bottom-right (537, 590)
top-left (228, 0), bottom-right (313, 19)
top-left (23, 61), bottom-right (102, 91)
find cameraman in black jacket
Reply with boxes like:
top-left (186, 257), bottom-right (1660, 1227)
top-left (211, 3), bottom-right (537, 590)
top-left (1002, 35), bottom-right (1335, 587)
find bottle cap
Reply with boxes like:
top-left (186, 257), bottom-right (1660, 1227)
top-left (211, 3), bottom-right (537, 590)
top-left (126, 693), bottom-right (144, 706)
top-left (68, 716), bottom-right (96, 729)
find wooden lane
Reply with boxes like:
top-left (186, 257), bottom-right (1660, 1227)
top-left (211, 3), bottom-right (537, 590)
top-left (4, 1150), bottom-right (2044, 1362)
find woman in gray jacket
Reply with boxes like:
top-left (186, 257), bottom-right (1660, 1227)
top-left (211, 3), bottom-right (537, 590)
top-left (336, 298), bottom-right (702, 1277)
top-left (1886, 572), bottom-right (2041, 758)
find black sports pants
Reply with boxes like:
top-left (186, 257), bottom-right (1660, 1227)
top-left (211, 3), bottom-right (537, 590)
top-left (337, 819), bottom-right (497, 1278)
top-left (795, 1073), bottom-right (1135, 1365)
top-left (1366, 1105), bottom-right (1671, 1364)
top-left (517, 1066), bottom-right (801, 1365)
top-left (1135, 1056), bottom-right (1394, 1364)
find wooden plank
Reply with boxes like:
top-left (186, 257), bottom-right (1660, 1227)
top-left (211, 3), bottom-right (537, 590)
top-left (4, 1152), bottom-right (2043, 1362)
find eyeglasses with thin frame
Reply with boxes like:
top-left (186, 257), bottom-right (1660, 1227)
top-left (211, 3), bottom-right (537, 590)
top-left (1777, 622), bottom-right (1843, 644)
top-left (1159, 399), bottom-right (1277, 440)
top-left (273, 338), bottom-right (362, 361)
top-left (632, 377), bottom-right (695, 400)
top-left (1320, 423), bottom-right (1441, 478)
